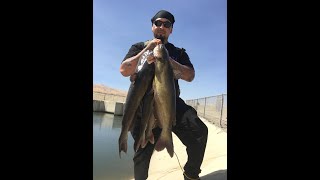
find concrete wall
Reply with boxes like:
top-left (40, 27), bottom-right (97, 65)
top-left (93, 92), bottom-right (126, 115)
top-left (93, 100), bottom-right (106, 112)
top-left (93, 92), bottom-right (126, 102)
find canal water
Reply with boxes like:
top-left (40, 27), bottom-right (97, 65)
top-left (93, 112), bottom-right (135, 180)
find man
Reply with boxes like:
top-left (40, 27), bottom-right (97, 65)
top-left (119, 10), bottom-right (208, 180)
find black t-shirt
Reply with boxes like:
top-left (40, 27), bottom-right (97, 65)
top-left (122, 41), bottom-right (194, 97)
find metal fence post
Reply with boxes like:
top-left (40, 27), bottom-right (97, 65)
top-left (220, 94), bottom-right (224, 128)
top-left (204, 97), bottom-right (206, 117)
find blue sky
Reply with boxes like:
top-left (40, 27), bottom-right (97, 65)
top-left (93, 0), bottom-right (227, 100)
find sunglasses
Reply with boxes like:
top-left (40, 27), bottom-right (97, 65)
top-left (154, 20), bottom-right (172, 28)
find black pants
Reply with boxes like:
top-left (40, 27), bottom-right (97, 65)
top-left (131, 97), bottom-right (208, 180)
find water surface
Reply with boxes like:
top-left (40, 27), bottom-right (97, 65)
top-left (93, 112), bottom-right (135, 180)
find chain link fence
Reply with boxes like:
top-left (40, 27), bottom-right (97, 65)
top-left (186, 94), bottom-right (227, 131)
top-left (93, 91), bottom-right (227, 131)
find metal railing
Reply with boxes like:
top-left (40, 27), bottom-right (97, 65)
top-left (186, 94), bottom-right (227, 131)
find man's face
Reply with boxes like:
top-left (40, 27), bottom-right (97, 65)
top-left (152, 18), bottom-right (173, 41)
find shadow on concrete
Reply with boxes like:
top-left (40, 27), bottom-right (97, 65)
top-left (201, 169), bottom-right (227, 180)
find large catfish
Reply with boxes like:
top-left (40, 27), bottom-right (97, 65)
top-left (152, 44), bottom-right (176, 157)
top-left (134, 89), bottom-right (155, 152)
top-left (118, 53), bottom-right (155, 158)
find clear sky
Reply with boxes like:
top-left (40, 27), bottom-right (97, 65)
top-left (93, 0), bottom-right (227, 100)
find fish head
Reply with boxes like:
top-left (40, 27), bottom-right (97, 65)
top-left (153, 44), bottom-right (169, 63)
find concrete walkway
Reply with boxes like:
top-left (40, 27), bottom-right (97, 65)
top-left (131, 117), bottom-right (227, 180)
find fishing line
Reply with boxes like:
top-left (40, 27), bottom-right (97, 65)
top-left (174, 151), bottom-right (200, 180)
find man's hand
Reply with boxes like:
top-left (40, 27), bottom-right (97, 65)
top-left (129, 39), bottom-right (164, 82)
top-left (145, 38), bottom-right (162, 51)
top-left (146, 53), bottom-right (156, 64)
top-left (145, 38), bottom-right (162, 64)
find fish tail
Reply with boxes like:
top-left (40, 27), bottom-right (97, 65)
top-left (118, 134), bottom-right (128, 158)
top-left (154, 131), bottom-right (174, 157)
top-left (118, 143), bottom-right (127, 158)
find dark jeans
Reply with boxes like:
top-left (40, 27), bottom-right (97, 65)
top-left (131, 97), bottom-right (208, 180)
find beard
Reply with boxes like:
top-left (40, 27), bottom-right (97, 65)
top-left (154, 34), bottom-right (166, 43)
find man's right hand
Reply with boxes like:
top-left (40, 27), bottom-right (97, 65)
top-left (130, 39), bottom-right (162, 82)
top-left (145, 38), bottom-right (162, 64)
top-left (145, 38), bottom-right (162, 51)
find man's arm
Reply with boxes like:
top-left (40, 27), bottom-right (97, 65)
top-left (169, 58), bottom-right (195, 82)
top-left (120, 50), bottom-right (147, 77)
top-left (120, 39), bottom-right (162, 77)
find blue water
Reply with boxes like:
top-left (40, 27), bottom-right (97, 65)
top-left (93, 112), bottom-right (135, 180)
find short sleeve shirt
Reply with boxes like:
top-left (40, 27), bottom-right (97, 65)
top-left (122, 41), bottom-right (194, 97)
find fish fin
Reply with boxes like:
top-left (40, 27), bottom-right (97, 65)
top-left (141, 138), bottom-right (148, 148)
top-left (154, 131), bottom-right (174, 157)
top-left (135, 133), bottom-right (146, 152)
top-left (142, 132), bottom-right (154, 148)
top-left (147, 133), bottom-right (155, 145)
